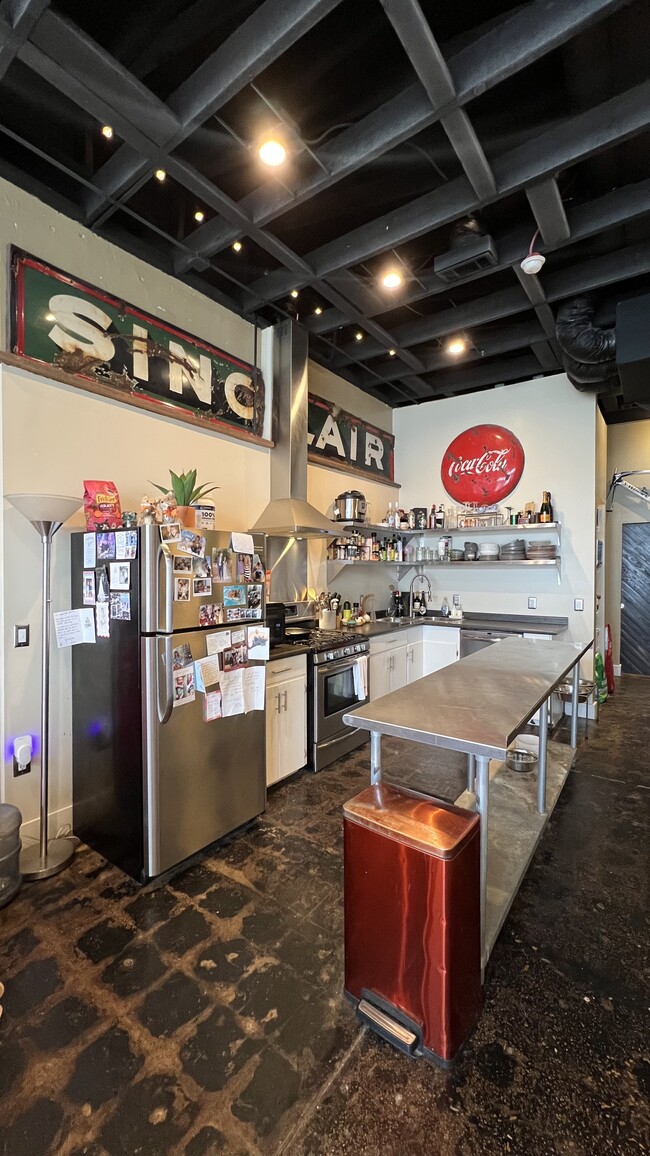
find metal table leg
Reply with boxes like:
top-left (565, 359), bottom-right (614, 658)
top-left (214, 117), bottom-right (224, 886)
top-left (467, 753), bottom-right (476, 793)
top-left (537, 696), bottom-right (548, 814)
top-left (475, 755), bottom-right (490, 966)
top-left (370, 731), bottom-right (382, 785)
top-left (570, 662), bottom-right (580, 749)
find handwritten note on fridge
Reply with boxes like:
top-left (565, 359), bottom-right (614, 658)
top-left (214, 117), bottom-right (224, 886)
top-left (54, 608), bottom-right (96, 647)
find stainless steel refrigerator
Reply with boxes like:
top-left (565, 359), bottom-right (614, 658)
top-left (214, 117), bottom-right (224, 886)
top-left (71, 525), bottom-right (266, 881)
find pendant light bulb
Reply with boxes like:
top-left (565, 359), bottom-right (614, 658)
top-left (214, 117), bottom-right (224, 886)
top-left (101, 125), bottom-right (113, 140)
top-left (154, 168), bottom-right (166, 182)
top-left (259, 138), bottom-right (287, 167)
top-left (446, 337), bottom-right (466, 356)
top-left (232, 241), bottom-right (243, 252)
top-left (381, 270), bottom-right (403, 289)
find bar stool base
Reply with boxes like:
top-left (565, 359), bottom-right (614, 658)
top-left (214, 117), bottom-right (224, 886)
top-left (20, 837), bottom-right (75, 881)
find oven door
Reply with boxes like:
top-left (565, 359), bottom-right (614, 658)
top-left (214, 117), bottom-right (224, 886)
top-left (316, 656), bottom-right (367, 741)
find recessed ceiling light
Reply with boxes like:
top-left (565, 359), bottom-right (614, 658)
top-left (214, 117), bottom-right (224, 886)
top-left (381, 270), bottom-right (403, 289)
top-left (355, 331), bottom-right (364, 342)
top-left (232, 241), bottom-right (242, 252)
top-left (101, 125), bottom-right (113, 140)
top-left (446, 337), bottom-right (466, 356)
top-left (194, 209), bottom-right (205, 223)
top-left (314, 306), bottom-right (322, 315)
top-left (290, 289), bottom-right (299, 299)
top-left (45, 313), bottom-right (55, 322)
top-left (154, 169), bottom-right (166, 182)
top-left (388, 348), bottom-right (396, 356)
top-left (259, 138), bottom-right (287, 167)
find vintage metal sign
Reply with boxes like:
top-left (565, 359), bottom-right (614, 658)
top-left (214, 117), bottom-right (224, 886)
top-left (441, 423), bottom-right (525, 503)
top-left (307, 394), bottom-right (395, 482)
top-left (10, 250), bottom-right (264, 439)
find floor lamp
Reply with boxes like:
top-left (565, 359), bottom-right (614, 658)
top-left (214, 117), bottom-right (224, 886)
top-left (6, 493), bottom-right (82, 880)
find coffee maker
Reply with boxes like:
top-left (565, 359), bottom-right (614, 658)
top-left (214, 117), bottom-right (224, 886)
top-left (389, 590), bottom-right (409, 618)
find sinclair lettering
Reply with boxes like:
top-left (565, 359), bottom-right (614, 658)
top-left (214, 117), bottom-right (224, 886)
top-left (307, 395), bottom-right (395, 481)
top-left (11, 250), bottom-right (264, 438)
top-left (441, 424), bottom-right (524, 503)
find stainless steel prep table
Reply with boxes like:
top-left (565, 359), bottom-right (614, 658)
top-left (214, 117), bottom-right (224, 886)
top-left (343, 636), bottom-right (593, 967)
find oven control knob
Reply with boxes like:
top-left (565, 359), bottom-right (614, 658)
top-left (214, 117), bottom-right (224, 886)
top-left (326, 651), bottom-right (335, 661)
top-left (344, 646), bottom-right (352, 655)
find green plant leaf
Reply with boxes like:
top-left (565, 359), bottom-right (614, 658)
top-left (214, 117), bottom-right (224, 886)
top-left (169, 470), bottom-right (186, 505)
top-left (150, 481), bottom-right (169, 496)
top-left (191, 483), bottom-right (219, 504)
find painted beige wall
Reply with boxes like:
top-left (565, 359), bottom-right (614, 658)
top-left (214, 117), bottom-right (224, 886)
top-left (605, 418), bottom-right (650, 665)
top-left (394, 374), bottom-right (598, 664)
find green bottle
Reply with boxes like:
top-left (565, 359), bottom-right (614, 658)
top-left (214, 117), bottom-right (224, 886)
top-left (594, 652), bottom-right (607, 704)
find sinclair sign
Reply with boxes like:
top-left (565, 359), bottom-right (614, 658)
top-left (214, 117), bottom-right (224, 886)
top-left (308, 394), bottom-right (395, 482)
top-left (10, 250), bottom-right (265, 440)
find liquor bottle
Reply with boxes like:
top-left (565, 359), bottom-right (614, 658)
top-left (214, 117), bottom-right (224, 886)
top-left (429, 504), bottom-right (436, 529)
top-left (540, 491), bottom-right (553, 523)
top-left (395, 536), bottom-right (403, 563)
top-left (436, 503), bottom-right (446, 529)
top-left (372, 533), bottom-right (379, 561)
top-left (386, 502), bottom-right (394, 528)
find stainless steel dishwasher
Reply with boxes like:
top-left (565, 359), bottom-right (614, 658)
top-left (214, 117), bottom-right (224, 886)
top-left (459, 628), bottom-right (523, 658)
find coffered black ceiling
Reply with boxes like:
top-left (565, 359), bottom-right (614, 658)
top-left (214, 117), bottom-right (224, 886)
top-left (0, 0), bottom-right (649, 422)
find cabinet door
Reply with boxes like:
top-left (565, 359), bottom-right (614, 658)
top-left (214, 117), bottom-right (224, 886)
top-left (265, 684), bottom-right (283, 786)
top-left (406, 640), bottom-right (424, 683)
top-left (369, 651), bottom-right (391, 702)
top-left (390, 644), bottom-right (408, 692)
top-left (423, 637), bottom-right (459, 675)
top-left (278, 675), bottom-right (307, 781)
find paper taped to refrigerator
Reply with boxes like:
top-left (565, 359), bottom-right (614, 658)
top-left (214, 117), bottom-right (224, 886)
top-left (243, 666), bottom-right (265, 713)
top-left (220, 669), bottom-right (244, 716)
top-left (194, 655), bottom-right (221, 692)
top-left (206, 630), bottom-right (231, 655)
top-left (54, 608), bottom-right (96, 647)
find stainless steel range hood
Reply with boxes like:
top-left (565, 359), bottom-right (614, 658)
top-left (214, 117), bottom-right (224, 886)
top-left (250, 320), bottom-right (333, 538)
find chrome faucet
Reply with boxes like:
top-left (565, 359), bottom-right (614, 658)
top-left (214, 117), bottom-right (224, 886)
top-left (409, 572), bottom-right (432, 618)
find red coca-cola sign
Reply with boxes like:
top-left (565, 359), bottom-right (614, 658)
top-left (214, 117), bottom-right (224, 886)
top-left (441, 424), bottom-right (525, 503)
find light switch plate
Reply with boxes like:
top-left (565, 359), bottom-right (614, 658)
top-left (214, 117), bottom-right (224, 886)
top-left (574, 598), bottom-right (584, 612)
top-left (527, 596), bottom-right (537, 610)
top-left (14, 625), bottom-right (29, 647)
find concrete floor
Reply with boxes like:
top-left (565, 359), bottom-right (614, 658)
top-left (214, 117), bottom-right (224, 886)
top-left (0, 677), bottom-right (648, 1155)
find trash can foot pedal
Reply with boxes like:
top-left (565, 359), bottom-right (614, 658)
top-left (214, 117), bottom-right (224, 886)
top-left (357, 998), bottom-right (419, 1055)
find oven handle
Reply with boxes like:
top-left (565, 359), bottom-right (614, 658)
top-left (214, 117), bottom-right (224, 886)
top-left (317, 654), bottom-right (367, 676)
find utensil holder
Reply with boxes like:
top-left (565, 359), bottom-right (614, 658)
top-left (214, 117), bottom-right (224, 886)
top-left (319, 610), bottom-right (337, 630)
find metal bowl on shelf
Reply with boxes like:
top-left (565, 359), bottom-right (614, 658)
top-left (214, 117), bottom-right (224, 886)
top-left (505, 748), bottom-right (537, 773)
top-left (555, 679), bottom-right (595, 703)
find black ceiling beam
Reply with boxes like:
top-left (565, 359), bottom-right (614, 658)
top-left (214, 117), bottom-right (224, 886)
top-left (247, 75), bottom-right (650, 307)
top-left (357, 317), bottom-right (547, 388)
top-left (379, 0), bottom-right (496, 199)
top-left (0, 0), bottom-right (48, 80)
top-left (512, 265), bottom-right (564, 362)
top-left (177, 0), bottom-right (621, 274)
top-left (531, 341), bottom-right (562, 371)
top-left (307, 175), bottom-right (650, 335)
top-left (334, 237), bottom-right (650, 366)
top-left (525, 178), bottom-right (571, 246)
top-left (81, 0), bottom-right (343, 221)
top-left (401, 354), bottom-right (543, 400)
top-left (28, 11), bottom-right (182, 147)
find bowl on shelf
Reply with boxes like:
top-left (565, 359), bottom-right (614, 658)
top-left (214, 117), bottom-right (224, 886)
top-left (450, 549), bottom-right (464, 561)
top-left (478, 543), bottom-right (500, 560)
top-left (505, 748), bottom-right (537, 773)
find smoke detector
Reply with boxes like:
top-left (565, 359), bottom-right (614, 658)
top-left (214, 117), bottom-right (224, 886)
top-left (521, 253), bottom-right (546, 275)
top-left (520, 228), bottom-right (545, 275)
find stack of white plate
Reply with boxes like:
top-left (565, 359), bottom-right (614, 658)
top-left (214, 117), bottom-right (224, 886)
top-left (500, 539), bottom-right (526, 561)
top-left (525, 540), bottom-right (557, 560)
top-left (478, 542), bottom-right (500, 560)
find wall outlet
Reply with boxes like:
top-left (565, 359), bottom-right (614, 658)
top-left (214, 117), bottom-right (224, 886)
top-left (574, 597), bottom-right (584, 612)
top-left (527, 596), bottom-right (537, 610)
top-left (13, 735), bottom-right (32, 776)
top-left (14, 624), bottom-right (29, 647)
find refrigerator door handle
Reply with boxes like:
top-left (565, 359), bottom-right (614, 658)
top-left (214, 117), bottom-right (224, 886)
top-left (161, 546), bottom-right (174, 634)
top-left (158, 635), bottom-right (174, 724)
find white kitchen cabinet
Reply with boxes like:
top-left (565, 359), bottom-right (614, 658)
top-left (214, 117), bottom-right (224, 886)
top-left (422, 627), bottom-right (460, 675)
top-left (369, 634), bottom-right (408, 700)
top-left (406, 638), bottom-right (424, 682)
top-left (266, 654), bottom-right (307, 786)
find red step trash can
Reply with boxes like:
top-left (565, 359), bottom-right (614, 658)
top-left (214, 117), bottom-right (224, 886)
top-left (344, 782), bottom-right (482, 1066)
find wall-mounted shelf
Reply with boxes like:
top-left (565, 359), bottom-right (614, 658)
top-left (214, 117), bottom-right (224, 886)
top-left (326, 556), bottom-right (562, 582)
top-left (333, 521), bottom-right (561, 537)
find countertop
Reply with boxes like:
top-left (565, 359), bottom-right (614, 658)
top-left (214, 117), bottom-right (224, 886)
top-left (348, 613), bottom-right (568, 640)
top-left (344, 636), bottom-right (592, 759)
top-left (267, 643), bottom-right (311, 661)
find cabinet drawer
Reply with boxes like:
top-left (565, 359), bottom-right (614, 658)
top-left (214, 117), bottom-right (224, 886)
top-left (267, 653), bottom-right (307, 686)
top-left (369, 632), bottom-right (407, 655)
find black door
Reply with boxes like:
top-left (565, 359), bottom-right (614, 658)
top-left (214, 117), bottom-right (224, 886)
top-left (621, 523), bottom-right (650, 675)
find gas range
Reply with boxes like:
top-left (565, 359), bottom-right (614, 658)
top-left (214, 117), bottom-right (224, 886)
top-left (285, 628), bottom-right (369, 664)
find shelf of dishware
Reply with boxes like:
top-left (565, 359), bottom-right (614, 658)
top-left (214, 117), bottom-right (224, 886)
top-left (332, 521), bottom-right (561, 536)
top-left (327, 558), bottom-right (560, 569)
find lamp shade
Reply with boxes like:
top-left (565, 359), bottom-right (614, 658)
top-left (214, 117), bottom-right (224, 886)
top-left (6, 493), bottom-right (82, 526)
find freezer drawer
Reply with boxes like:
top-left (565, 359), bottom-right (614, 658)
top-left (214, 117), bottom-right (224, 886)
top-left (142, 633), bottom-right (266, 878)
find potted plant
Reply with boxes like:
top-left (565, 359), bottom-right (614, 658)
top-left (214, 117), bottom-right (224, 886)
top-left (151, 470), bottom-right (218, 527)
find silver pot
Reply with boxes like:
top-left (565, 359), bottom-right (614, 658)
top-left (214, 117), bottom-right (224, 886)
top-left (332, 490), bottom-right (367, 523)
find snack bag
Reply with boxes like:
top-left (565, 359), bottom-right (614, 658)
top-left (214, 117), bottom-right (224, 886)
top-left (83, 480), bottom-right (122, 529)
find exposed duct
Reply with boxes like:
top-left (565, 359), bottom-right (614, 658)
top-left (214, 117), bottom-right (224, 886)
top-left (433, 215), bottom-right (498, 284)
top-left (249, 320), bottom-right (334, 538)
top-left (555, 296), bottom-right (619, 395)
